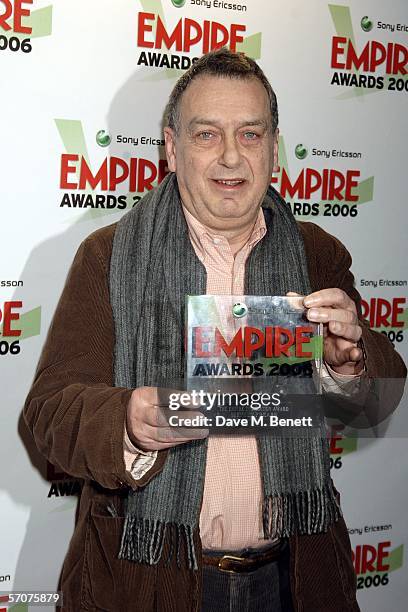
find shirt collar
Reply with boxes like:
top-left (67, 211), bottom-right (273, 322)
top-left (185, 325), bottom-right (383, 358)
top-left (182, 205), bottom-right (267, 259)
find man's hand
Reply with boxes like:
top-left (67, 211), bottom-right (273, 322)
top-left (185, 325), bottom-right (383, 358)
top-left (126, 386), bottom-right (209, 452)
top-left (303, 289), bottom-right (364, 375)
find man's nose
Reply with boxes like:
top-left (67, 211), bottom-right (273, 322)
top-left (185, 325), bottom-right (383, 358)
top-left (218, 134), bottom-right (241, 168)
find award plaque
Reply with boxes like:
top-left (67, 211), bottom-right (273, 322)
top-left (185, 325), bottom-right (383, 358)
top-left (182, 296), bottom-right (324, 433)
top-left (186, 295), bottom-right (322, 383)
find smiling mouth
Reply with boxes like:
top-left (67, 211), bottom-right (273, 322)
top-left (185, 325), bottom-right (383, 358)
top-left (212, 179), bottom-right (246, 187)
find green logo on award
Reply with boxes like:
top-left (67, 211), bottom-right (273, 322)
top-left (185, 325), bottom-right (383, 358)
top-left (171, 0), bottom-right (186, 7)
top-left (232, 303), bottom-right (248, 318)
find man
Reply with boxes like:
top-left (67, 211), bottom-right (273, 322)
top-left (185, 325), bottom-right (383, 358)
top-left (24, 49), bottom-right (405, 612)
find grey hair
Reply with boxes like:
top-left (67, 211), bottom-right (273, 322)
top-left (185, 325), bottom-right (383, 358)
top-left (164, 48), bottom-right (278, 135)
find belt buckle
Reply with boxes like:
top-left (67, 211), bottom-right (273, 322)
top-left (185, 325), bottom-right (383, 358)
top-left (218, 553), bottom-right (246, 574)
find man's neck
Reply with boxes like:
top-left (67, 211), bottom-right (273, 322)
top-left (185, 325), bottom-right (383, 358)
top-left (225, 222), bottom-right (258, 256)
top-left (182, 205), bottom-right (262, 256)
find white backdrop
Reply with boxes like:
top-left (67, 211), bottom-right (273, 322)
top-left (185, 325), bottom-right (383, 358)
top-left (1, 1), bottom-right (407, 610)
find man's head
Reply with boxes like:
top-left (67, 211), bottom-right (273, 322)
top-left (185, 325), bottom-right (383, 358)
top-left (163, 49), bottom-right (279, 235)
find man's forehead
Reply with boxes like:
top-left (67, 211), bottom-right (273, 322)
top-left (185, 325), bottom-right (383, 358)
top-left (178, 74), bottom-right (271, 126)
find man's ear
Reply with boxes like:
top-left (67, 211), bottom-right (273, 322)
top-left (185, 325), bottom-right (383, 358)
top-left (272, 128), bottom-right (280, 173)
top-left (164, 127), bottom-right (177, 172)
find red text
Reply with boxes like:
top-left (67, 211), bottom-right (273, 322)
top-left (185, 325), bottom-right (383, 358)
top-left (137, 12), bottom-right (246, 53)
top-left (0, 0), bottom-right (32, 33)
top-left (0, 301), bottom-right (22, 337)
top-left (193, 326), bottom-right (314, 359)
top-left (331, 37), bottom-right (408, 75)
top-left (361, 297), bottom-right (405, 328)
top-left (60, 155), bottom-right (169, 192)
top-left (271, 168), bottom-right (360, 202)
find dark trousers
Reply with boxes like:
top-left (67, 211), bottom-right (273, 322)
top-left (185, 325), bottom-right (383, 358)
top-left (201, 541), bottom-right (295, 612)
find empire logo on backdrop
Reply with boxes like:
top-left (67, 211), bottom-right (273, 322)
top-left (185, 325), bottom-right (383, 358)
top-left (350, 537), bottom-right (404, 591)
top-left (360, 294), bottom-right (407, 346)
top-left (56, 119), bottom-right (169, 217)
top-left (328, 4), bottom-right (408, 96)
top-left (272, 135), bottom-right (374, 220)
top-left (135, 0), bottom-right (262, 73)
top-left (0, 1), bottom-right (53, 53)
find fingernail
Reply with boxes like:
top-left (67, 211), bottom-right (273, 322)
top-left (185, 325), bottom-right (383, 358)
top-left (331, 321), bottom-right (339, 331)
top-left (308, 308), bottom-right (321, 319)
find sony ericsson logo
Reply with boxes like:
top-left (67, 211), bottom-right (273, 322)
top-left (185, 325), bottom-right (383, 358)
top-left (96, 130), bottom-right (111, 147)
top-left (295, 144), bottom-right (308, 160)
top-left (232, 302), bottom-right (248, 318)
top-left (171, 0), bottom-right (186, 7)
top-left (361, 16), bottom-right (373, 32)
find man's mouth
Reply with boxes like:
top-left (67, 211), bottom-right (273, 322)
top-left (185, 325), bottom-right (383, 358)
top-left (212, 179), bottom-right (246, 188)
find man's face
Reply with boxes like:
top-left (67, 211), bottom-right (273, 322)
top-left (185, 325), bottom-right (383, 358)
top-left (164, 75), bottom-right (278, 233)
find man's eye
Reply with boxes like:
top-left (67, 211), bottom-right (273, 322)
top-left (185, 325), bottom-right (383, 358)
top-left (198, 131), bottom-right (214, 140)
top-left (243, 131), bottom-right (259, 140)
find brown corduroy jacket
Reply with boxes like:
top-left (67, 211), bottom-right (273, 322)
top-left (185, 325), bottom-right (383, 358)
top-left (23, 220), bottom-right (406, 612)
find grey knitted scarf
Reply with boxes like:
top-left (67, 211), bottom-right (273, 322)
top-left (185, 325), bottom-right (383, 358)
top-left (110, 172), bottom-right (340, 570)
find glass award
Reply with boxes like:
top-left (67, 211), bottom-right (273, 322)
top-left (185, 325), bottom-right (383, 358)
top-left (186, 295), bottom-right (323, 389)
top-left (184, 296), bottom-right (324, 434)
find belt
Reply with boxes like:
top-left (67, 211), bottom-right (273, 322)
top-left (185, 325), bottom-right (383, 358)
top-left (202, 540), bottom-right (285, 574)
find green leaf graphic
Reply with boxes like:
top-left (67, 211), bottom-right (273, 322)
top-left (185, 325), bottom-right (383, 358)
top-left (328, 4), bottom-right (364, 101)
top-left (364, 544), bottom-right (404, 575)
top-left (354, 177), bottom-right (374, 205)
top-left (27, 5), bottom-right (53, 38)
top-left (141, 0), bottom-right (165, 21)
top-left (1, 307), bottom-right (41, 341)
top-left (3, 5), bottom-right (53, 40)
top-left (340, 435), bottom-right (358, 455)
top-left (55, 119), bottom-right (89, 162)
top-left (236, 32), bottom-right (262, 59)
top-left (328, 4), bottom-right (355, 42)
top-left (387, 544), bottom-right (404, 572)
top-left (277, 133), bottom-right (289, 174)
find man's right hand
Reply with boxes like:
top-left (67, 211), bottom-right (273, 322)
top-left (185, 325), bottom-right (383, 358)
top-left (126, 386), bottom-right (209, 451)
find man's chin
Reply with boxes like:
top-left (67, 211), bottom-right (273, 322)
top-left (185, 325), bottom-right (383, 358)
top-left (209, 199), bottom-right (255, 221)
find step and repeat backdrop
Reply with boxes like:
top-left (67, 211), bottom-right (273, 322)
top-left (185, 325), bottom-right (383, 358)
top-left (1, 0), bottom-right (407, 610)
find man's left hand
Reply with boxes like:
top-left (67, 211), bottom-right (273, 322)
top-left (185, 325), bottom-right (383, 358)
top-left (302, 289), bottom-right (364, 375)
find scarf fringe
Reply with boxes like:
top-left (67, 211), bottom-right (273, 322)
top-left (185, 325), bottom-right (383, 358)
top-left (118, 517), bottom-right (198, 570)
top-left (262, 485), bottom-right (342, 539)
top-left (118, 487), bottom-right (340, 570)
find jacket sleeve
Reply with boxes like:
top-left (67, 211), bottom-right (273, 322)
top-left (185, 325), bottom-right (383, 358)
top-left (302, 221), bottom-right (407, 425)
top-left (23, 228), bottom-right (167, 490)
